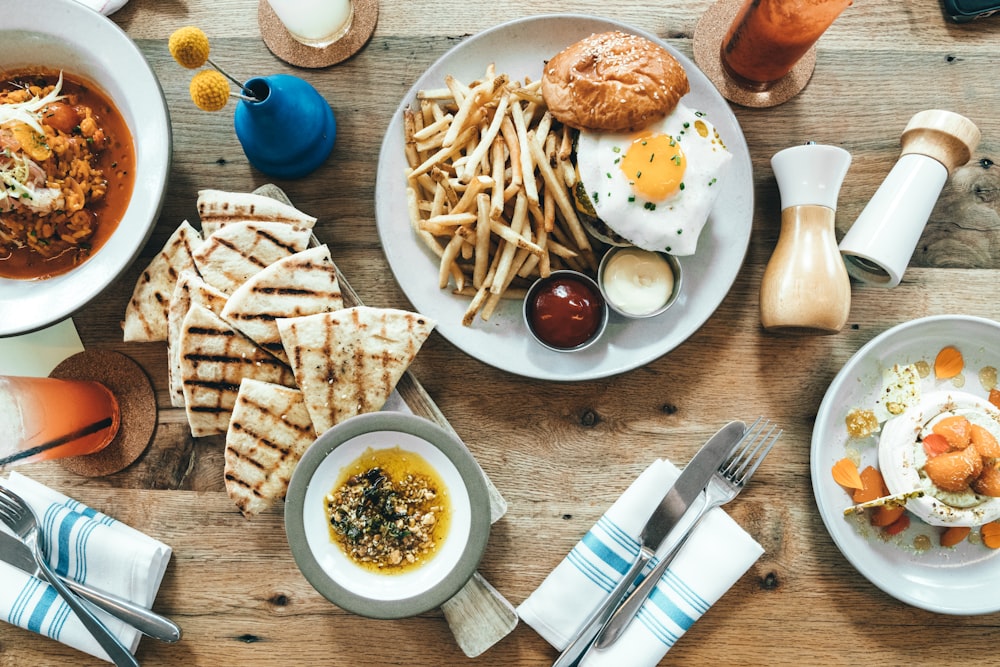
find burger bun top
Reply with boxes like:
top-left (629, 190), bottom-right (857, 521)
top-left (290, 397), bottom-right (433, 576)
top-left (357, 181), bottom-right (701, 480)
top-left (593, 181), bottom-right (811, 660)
top-left (541, 31), bottom-right (690, 133)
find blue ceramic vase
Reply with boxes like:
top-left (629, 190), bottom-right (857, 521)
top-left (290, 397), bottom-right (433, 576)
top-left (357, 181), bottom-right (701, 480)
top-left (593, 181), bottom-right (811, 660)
top-left (233, 74), bottom-right (336, 180)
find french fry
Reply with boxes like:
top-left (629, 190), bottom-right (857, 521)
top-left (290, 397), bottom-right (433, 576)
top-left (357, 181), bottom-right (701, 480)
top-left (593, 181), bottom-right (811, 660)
top-left (474, 193), bottom-right (491, 288)
top-left (461, 91), bottom-right (509, 182)
top-left (510, 100), bottom-right (539, 207)
top-left (527, 130), bottom-right (591, 253)
top-left (403, 66), bottom-right (597, 327)
top-left (439, 232), bottom-right (465, 289)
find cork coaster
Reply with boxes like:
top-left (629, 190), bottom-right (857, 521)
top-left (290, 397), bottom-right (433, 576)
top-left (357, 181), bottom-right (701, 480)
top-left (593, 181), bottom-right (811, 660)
top-left (258, 0), bottom-right (378, 68)
top-left (50, 350), bottom-right (156, 477)
top-left (693, 0), bottom-right (816, 108)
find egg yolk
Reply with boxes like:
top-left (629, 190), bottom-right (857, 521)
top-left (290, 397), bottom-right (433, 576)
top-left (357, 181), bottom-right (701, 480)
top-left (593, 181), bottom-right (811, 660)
top-left (619, 132), bottom-right (686, 202)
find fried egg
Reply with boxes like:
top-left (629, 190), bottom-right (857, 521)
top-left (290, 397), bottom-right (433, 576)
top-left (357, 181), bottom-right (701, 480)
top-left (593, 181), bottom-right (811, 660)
top-left (878, 390), bottom-right (1000, 527)
top-left (575, 101), bottom-right (732, 256)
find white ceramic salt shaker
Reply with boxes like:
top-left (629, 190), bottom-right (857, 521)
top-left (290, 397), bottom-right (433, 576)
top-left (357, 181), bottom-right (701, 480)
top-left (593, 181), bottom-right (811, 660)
top-left (839, 109), bottom-right (981, 287)
top-left (760, 143), bottom-right (852, 334)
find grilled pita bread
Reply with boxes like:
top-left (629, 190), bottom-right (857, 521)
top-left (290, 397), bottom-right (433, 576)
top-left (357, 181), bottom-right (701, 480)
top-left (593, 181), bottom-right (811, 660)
top-left (123, 220), bottom-right (202, 342)
top-left (180, 305), bottom-right (297, 437)
top-left (167, 271), bottom-right (230, 407)
top-left (277, 307), bottom-right (436, 435)
top-left (197, 189), bottom-right (317, 237)
top-left (224, 379), bottom-right (316, 518)
top-left (221, 245), bottom-right (343, 364)
top-left (192, 221), bottom-right (311, 295)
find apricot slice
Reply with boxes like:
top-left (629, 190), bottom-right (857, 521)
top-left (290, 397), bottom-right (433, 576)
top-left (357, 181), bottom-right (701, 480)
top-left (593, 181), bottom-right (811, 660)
top-left (870, 504), bottom-right (906, 527)
top-left (934, 345), bottom-right (964, 379)
top-left (932, 415), bottom-right (972, 449)
top-left (852, 466), bottom-right (887, 504)
top-left (940, 526), bottom-right (971, 547)
top-left (922, 433), bottom-right (951, 458)
top-left (883, 514), bottom-right (910, 535)
top-left (970, 424), bottom-right (1000, 458)
top-left (972, 462), bottom-right (1000, 497)
top-left (982, 521), bottom-right (1000, 549)
top-left (924, 447), bottom-right (980, 492)
top-left (832, 458), bottom-right (864, 490)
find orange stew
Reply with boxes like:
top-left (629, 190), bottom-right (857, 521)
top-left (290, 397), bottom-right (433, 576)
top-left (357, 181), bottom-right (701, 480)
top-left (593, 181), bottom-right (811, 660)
top-left (0, 69), bottom-right (135, 279)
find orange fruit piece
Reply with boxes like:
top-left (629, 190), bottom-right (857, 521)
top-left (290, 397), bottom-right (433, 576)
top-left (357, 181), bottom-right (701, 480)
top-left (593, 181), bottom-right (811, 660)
top-left (972, 462), bottom-right (1000, 497)
top-left (990, 389), bottom-right (1000, 411)
top-left (922, 433), bottom-right (952, 458)
top-left (924, 446), bottom-right (981, 492)
top-left (940, 526), bottom-right (971, 547)
top-left (832, 458), bottom-right (864, 490)
top-left (871, 504), bottom-right (906, 527)
top-left (932, 415), bottom-right (972, 449)
top-left (970, 424), bottom-right (1000, 458)
top-left (982, 521), bottom-right (1000, 549)
top-left (852, 466), bottom-right (887, 504)
top-left (935, 345), bottom-right (964, 379)
top-left (883, 513), bottom-right (910, 535)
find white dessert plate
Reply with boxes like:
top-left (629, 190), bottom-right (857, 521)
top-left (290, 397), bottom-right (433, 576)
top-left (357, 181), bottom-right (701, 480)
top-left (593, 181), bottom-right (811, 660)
top-left (811, 315), bottom-right (1000, 615)
top-left (374, 14), bottom-right (753, 381)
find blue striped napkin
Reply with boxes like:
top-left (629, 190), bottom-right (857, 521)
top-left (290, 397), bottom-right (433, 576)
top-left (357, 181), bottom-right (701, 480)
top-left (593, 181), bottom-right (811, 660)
top-left (0, 472), bottom-right (171, 663)
top-left (517, 459), bottom-right (763, 666)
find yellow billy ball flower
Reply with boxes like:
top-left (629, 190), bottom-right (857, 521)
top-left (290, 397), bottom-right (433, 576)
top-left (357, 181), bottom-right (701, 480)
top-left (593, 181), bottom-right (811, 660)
top-left (190, 70), bottom-right (230, 112)
top-left (169, 26), bottom-right (211, 69)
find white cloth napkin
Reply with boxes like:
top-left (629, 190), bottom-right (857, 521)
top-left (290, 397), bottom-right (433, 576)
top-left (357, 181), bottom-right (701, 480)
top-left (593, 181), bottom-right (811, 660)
top-left (73, 0), bottom-right (128, 15)
top-left (0, 319), bottom-right (84, 377)
top-left (0, 472), bottom-right (171, 663)
top-left (517, 459), bottom-right (763, 666)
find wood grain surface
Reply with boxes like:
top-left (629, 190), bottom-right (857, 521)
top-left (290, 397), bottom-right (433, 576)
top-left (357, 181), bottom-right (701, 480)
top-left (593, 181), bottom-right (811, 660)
top-left (3, 1), bottom-right (1000, 666)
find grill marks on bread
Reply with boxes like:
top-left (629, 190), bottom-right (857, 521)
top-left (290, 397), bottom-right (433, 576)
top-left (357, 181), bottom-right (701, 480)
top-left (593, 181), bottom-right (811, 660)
top-left (192, 221), bottom-right (311, 294)
top-left (123, 220), bottom-right (203, 342)
top-left (224, 379), bottom-right (315, 518)
top-left (277, 307), bottom-right (436, 435)
top-left (197, 188), bottom-right (317, 237)
top-left (167, 271), bottom-right (230, 407)
top-left (180, 305), bottom-right (296, 437)
top-left (221, 245), bottom-right (343, 365)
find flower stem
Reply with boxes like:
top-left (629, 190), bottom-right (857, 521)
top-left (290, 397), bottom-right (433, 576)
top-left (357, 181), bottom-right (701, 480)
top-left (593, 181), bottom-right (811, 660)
top-left (207, 57), bottom-right (256, 98)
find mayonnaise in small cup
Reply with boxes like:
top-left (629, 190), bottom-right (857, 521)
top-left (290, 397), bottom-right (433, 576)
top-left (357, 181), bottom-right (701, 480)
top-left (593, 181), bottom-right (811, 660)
top-left (598, 247), bottom-right (681, 318)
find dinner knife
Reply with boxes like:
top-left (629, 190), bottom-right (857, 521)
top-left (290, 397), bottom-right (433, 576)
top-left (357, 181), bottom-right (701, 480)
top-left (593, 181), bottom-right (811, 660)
top-left (552, 420), bottom-right (746, 667)
top-left (0, 530), bottom-right (181, 643)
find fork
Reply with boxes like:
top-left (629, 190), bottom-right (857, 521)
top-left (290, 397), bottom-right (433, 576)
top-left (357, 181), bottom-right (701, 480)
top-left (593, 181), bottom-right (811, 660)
top-left (590, 419), bottom-right (781, 652)
top-left (0, 485), bottom-right (140, 667)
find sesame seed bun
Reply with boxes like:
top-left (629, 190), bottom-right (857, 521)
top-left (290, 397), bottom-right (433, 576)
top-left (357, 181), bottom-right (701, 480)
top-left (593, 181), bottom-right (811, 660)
top-left (541, 31), bottom-right (690, 132)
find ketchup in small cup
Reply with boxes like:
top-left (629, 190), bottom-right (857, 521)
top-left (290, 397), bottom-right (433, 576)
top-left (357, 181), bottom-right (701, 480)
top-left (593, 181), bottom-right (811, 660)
top-left (523, 270), bottom-right (608, 352)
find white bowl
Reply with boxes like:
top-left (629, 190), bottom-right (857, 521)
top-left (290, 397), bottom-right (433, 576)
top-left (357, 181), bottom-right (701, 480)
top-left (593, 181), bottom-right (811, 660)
top-left (0, 0), bottom-right (171, 336)
top-left (811, 314), bottom-right (1000, 614)
top-left (284, 412), bottom-right (491, 619)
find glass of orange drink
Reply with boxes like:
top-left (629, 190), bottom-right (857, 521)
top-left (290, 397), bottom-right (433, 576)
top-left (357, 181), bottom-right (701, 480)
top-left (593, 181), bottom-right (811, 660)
top-left (0, 375), bottom-right (120, 468)
top-left (720, 0), bottom-right (852, 91)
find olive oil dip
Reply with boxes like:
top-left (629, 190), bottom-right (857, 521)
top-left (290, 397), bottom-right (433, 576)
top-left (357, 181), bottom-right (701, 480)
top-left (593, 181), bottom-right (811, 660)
top-left (325, 446), bottom-right (451, 572)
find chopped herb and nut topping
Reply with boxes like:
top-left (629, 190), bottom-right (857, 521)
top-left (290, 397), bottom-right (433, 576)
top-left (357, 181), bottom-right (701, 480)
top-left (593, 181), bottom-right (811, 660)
top-left (325, 447), bottom-right (450, 572)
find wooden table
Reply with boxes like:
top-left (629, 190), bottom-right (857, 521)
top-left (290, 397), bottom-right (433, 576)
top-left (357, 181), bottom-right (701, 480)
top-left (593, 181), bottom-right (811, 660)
top-left (4, 1), bottom-right (1000, 665)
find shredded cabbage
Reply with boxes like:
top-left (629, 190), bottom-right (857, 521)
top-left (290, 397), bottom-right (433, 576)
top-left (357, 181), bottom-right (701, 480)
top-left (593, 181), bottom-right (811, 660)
top-left (0, 71), bottom-right (65, 136)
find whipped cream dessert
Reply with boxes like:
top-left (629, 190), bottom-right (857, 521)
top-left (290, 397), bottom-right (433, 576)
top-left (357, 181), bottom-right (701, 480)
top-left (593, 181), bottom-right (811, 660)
top-left (878, 390), bottom-right (1000, 527)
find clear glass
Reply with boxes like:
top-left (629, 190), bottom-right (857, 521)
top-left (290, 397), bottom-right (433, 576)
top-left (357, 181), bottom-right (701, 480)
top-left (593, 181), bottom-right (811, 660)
top-left (266, 0), bottom-right (354, 48)
top-left (0, 376), bottom-right (120, 468)
top-left (720, 0), bottom-right (852, 90)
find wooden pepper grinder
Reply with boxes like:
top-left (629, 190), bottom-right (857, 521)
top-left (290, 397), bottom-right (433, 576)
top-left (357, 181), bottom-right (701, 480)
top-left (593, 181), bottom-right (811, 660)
top-left (760, 143), bottom-right (852, 334)
top-left (839, 110), bottom-right (981, 287)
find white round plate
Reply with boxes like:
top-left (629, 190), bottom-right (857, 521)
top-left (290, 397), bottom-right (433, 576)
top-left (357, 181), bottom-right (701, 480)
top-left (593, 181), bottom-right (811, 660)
top-left (374, 14), bottom-right (753, 381)
top-left (0, 0), bottom-right (171, 337)
top-left (811, 315), bottom-right (1000, 615)
top-left (285, 412), bottom-right (491, 619)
